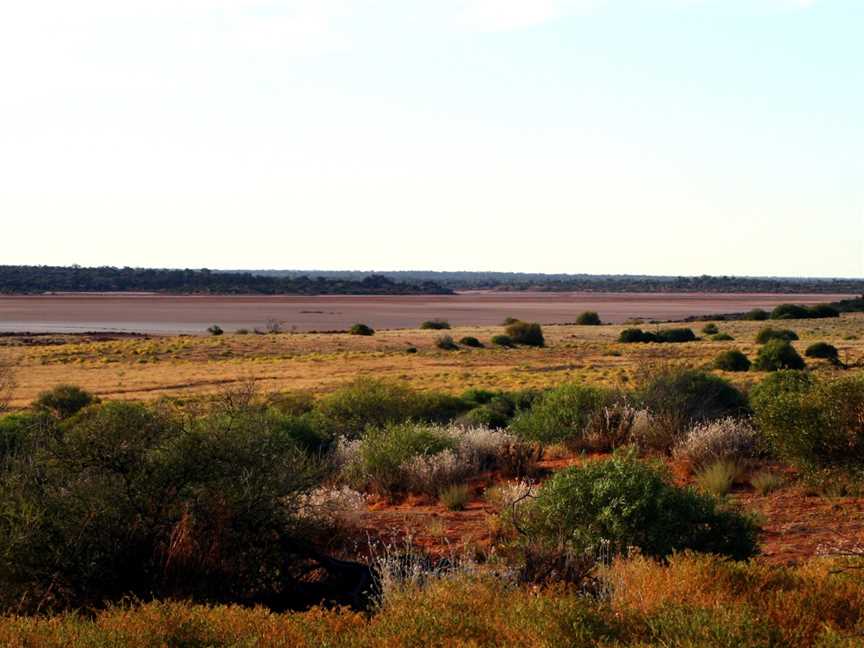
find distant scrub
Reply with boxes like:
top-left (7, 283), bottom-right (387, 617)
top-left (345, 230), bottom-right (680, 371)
top-left (755, 327), bottom-right (798, 344)
top-left (701, 323), bottom-right (719, 335)
top-left (753, 340), bottom-right (805, 371)
top-left (505, 321), bottom-right (545, 347)
top-left (575, 311), bottom-right (602, 325)
top-left (206, 324), bottom-right (223, 336)
top-left (618, 328), bottom-right (696, 344)
top-left (32, 384), bottom-right (98, 419)
top-left (434, 334), bottom-right (458, 350)
top-left (491, 334), bottom-right (514, 347)
top-left (458, 336), bottom-right (483, 348)
top-left (712, 350), bottom-right (751, 372)
top-left (742, 308), bottom-right (769, 321)
top-left (420, 319), bottom-right (451, 330)
top-left (349, 323), bottom-right (375, 336)
top-left (710, 332), bottom-right (734, 341)
top-left (771, 303), bottom-right (840, 320)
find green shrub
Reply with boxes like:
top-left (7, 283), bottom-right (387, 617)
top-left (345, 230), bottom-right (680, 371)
top-left (491, 335), bottom-right (514, 347)
top-left (713, 350), bottom-right (751, 372)
top-left (771, 303), bottom-right (812, 320)
top-left (618, 328), bottom-right (658, 343)
top-left (807, 304), bottom-right (840, 319)
top-left (206, 324), bottom-right (223, 336)
top-left (742, 308), bottom-right (769, 321)
top-left (0, 399), bottom-right (327, 612)
top-left (575, 311), bottom-right (602, 325)
top-left (32, 384), bottom-right (98, 419)
top-left (656, 328), bottom-right (697, 343)
top-left (458, 336), bottom-right (483, 348)
top-left (636, 366), bottom-right (749, 449)
top-left (0, 412), bottom-right (50, 463)
top-left (420, 319), bottom-right (451, 330)
top-left (266, 390), bottom-right (315, 416)
top-left (521, 452), bottom-right (759, 559)
top-left (701, 323), bottom-right (719, 335)
top-left (755, 327), bottom-right (799, 344)
top-left (751, 471), bottom-right (784, 495)
top-left (751, 372), bottom-right (864, 469)
top-left (349, 323), bottom-right (375, 336)
top-left (509, 384), bottom-right (618, 446)
top-left (805, 342), bottom-right (840, 363)
top-left (460, 389), bottom-right (540, 429)
top-left (711, 333), bottom-right (735, 341)
top-left (753, 340), bottom-right (805, 371)
top-left (434, 334), bottom-right (458, 350)
top-left (440, 484), bottom-right (471, 511)
top-left (315, 378), bottom-right (419, 439)
top-left (505, 321), bottom-right (545, 347)
top-left (353, 422), bottom-right (456, 494)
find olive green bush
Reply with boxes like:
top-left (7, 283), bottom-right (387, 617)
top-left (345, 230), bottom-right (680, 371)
top-left (753, 340), bottom-right (805, 371)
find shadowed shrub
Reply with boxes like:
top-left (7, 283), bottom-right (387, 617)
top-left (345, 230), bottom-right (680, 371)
top-left (458, 336), bottom-right (483, 348)
top-left (420, 319), bottom-right (451, 330)
top-left (505, 321), bottom-right (545, 347)
top-left (618, 328), bottom-right (658, 343)
top-left (711, 332), bottom-right (735, 341)
top-left (742, 308), bottom-right (769, 321)
top-left (656, 328), bottom-right (697, 343)
top-left (753, 340), bottom-right (805, 371)
top-left (805, 342), bottom-right (840, 363)
top-left (712, 349), bottom-right (751, 372)
top-left (434, 334), bottom-right (458, 351)
top-left (32, 384), bottom-right (98, 419)
top-left (701, 323), bottom-right (719, 335)
top-left (349, 323), bottom-right (375, 336)
top-left (491, 334), bottom-right (514, 347)
top-left (755, 327), bottom-right (799, 344)
top-left (575, 311), bottom-right (602, 325)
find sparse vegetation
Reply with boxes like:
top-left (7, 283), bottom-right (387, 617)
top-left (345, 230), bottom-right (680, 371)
top-left (694, 459), bottom-right (741, 496)
top-left (439, 484), bottom-right (471, 510)
top-left (434, 334), bottom-right (459, 350)
top-left (206, 324), bottom-right (223, 336)
top-left (751, 470), bottom-right (784, 495)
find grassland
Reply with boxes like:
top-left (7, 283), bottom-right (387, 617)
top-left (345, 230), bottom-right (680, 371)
top-left (3, 314), bottom-right (862, 408)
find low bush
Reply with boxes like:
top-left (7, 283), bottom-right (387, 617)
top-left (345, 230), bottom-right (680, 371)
top-left (505, 321), bottom-right (545, 347)
top-left (458, 336), bottom-right (483, 348)
top-left (519, 452), bottom-right (759, 560)
top-left (420, 319), bottom-right (451, 330)
top-left (460, 389), bottom-right (539, 429)
top-left (656, 328), bottom-right (698, 343)
top-left (636, 366), bottom-right (749, 451)
top-left (509, 384), bottom-right (622, 447)
top-left (751, 371), bottom-right (864, 469)
top-left (439, 484), bottom-right (471, 511)
top-left (673, 417), bottom-right (760, 469)
top-left (491, 334), bottom-right (514, 347)
top-left (693, 459), bottom-right (741, 496)
top-left (32, 384), bottom-right (98, 419)
top-left (434, 334), bottom-right (458, 350)
top-left (805, 341), bottom-right (840, 363)
top-left (206, 324), bottom-right (223, 336)
top-left (742, 308), bottom-right (769, 321)
top-left (575, 311), bottom-right (602, 325)
top-left (618, 328), bottom-right (658, 343)
top-left (755, 327), bottom-right (799, 343)
top-left (349, 323), bottom-right (375, 336)
top-left (315, 378), bottom-right (425, 439)
top-left (772, 303), bottom-right (840, 320)
top-left (712, 349), bottom-right (751, 372)
top-left (753, 339), bottom-right (805, 371)
top-left (710, 332), bottom-right (734, 341)
top-left (701, 323), bottom-right (719, 335)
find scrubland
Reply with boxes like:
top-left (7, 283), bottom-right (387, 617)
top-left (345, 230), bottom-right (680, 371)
top-left (1, 313), bottom-right (864, 646)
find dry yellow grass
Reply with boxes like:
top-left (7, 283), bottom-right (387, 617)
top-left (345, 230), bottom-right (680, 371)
top-left (3, 315), bottom-right (862, 407)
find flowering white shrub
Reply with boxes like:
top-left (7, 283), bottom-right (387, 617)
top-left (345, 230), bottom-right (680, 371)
top-left (295, 486), bottom-right (367, 529)
top-left (673, 417), bottom-right (760, 468)
top-left (401, 449), bottom-right (477, 495)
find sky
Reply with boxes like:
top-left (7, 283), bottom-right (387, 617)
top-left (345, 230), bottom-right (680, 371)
top-left (1, 0), bottom-right (862, 277)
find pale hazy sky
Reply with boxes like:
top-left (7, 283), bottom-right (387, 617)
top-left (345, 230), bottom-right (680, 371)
top-left (1, 0), bottom-right (861, 276)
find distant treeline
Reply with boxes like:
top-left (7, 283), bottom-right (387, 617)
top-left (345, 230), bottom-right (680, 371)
top-left (0, 266), bottom-right (452, 296)
top-left (246, 270), bottom-right (864, 294)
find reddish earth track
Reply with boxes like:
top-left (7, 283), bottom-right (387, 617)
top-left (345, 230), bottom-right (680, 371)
top-left (0, 291), bottom-right (853, 334)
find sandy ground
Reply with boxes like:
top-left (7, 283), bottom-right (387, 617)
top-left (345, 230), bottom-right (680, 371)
top-left (0, 291), bottom-right (853, 334)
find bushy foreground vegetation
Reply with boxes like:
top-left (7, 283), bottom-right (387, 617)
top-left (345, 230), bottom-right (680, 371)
top-left (2, 555), bottom-right (863, 647)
